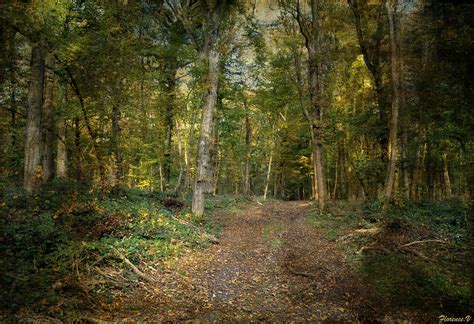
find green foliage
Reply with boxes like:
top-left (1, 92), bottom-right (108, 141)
top-left (311, 199), bottom-right (473, 314)
top-left (0, 186), bottom-right (219, 316)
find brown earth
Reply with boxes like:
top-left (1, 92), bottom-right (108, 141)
top-left (91, 200), bottom-right (403, 322)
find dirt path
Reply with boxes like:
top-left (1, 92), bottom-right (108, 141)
top-left (103, 200), bottom-right (370, 321)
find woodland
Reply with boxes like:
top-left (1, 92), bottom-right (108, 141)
top-left (0, 0), bottom-right (473, 322)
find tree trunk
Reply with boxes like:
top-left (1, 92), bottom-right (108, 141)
top-left (263, 149), bottom-right (273, 201)
top-left (304, 0), bottom-right (326, 209)
top-left (184, 112), bottom-right (196, 191)
top-left (163, 68), bottom-right (177, 185)
top-left (56, 83), bottom-right (68, 178)
top-left (192, 48), bottom-right (221, 215)
top-left (337, 139), bottom-right (347, 199)
top-left (42, 55), bottom-right (55, 181)
top-left (192, 2), bottom-right (226, 216)
top-left (243, 101), bottom-right (251, 195)
top-left (442, 152), bottom-right (452, 197)
top-left (24, 43), bottom-right (45, 193)
top-left (74, 118), bottom-right (82, 180)
top-left (175, 119), bottom-right (184, 193)
top-left (111, 104), bottom-right (123, 187)
top-left (384, 0), bottom-right (401, 206)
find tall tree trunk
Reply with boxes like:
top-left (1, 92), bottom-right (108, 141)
top-left (174, 119), bottom-right (184, 193)
top-left (56, 82), bottom-right (67, 178)
top-left (111, 104), bottom-right (123, 187)
top-left (192, 2), bottom-right (226, 216)
top-left (295, 0), bottom-right (327, 209)
top-left (74, 118), bottom-right (82, 180)
top-left (243, 101), bottom-right (251, 195)
top-left (192, 48), bottom-right (221, 215)
top-left (442, 152), bottom-right (452, 198)
top-left (163, 67), bottom-right (177, 185)
top-left (263, 149), bottom-right (273, 201)
top-left (337, 139), bottom-right (347, 199)
top-left (42, 55), bottom-right (55, 181)
top-left (384, 0), bottom-right (401, 206)
top-left (24, 43), bottom-right (45, 193)
top-left (184, 112), bottom-right (196, 191)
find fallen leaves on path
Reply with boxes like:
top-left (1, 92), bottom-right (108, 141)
top-left (92, 200), bottom-right (373, 321)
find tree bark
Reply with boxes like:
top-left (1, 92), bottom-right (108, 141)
top-left (192, 48), bottom-right (221, 215)
top-left (442, 152), bottom-right (452, 198)
top-left (174, 119), bottom-right (184, 193)
top-left (294, 0), bottom-right (327, 209)
top-left (24, 43), bottom-right (45, 193)
top-left (192, 2), bottom-right (227, 216)
top-left (56, 83), bottom-right (68, 178)
top-left (243, 100), bottom-right (251, 195)
top-left (384, 0), bottom-right (401, 206)
top-left (111, 104), bottom-right (123, 187)
top-left (163, 66), bottom-right (177, 185)
top-left (42, 54), bottom-right (55, 181)
top-left (74, 118), bottom-right (82, 180)
top-left (263, 149), bottom-right (273, 201)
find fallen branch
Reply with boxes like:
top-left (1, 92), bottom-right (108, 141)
top-left (398, 239), bottom-right (447, 248)
top-left (357, 245), bottom-right (390, 255)
top-left (110, 247), bottom-right (155, 282)
top-left (172, 216), bottom-right (219, 243)
top-left (354, 227), bottom-right (382, 235)
top-left (337, 227), bottom-right (382, 242)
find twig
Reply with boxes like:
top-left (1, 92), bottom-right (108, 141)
top-left (398, 239), bottom-right (447, 248)
top-left (110, 247), bottom-right (155, 282)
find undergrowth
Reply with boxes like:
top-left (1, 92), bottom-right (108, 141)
top-left (308, 198), bottom-right (473, 317)
top-left (0, 180), bottom-right (220, 320)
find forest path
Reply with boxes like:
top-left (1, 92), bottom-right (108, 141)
top-left (107, 200), bottom-right (368, 321)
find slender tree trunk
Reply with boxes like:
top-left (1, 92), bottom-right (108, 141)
top-left (442, 152), bottom-right (452, 197)
top-left (163, 69), bottom-right (176, 185)
top-left (42, 55), bottom-right (55, 181)
top-left (56, 83), bottom-right (67, 178)
top-left (337, 140), bottom-right (347, 199)
top-left (243, 101), bottom-right (251, 195)
top-left (74, 118), bottom-right (82, 180)
top-left (175, 119), bottom-right (184, 193)
top-left (67, 68), bottom-right (105, 185)
top-left (159, 163), bottom-right (164, 192)
top-left (184, 112), bottom-right (195, 191)
top-left (263, 150), bottom-right (273, 201)
top-left (111, 104), bottom-right (123, 187)
top-left (24, 43), bottom-right (45, 193)
top-left (384, 0), bottom-right (401, 206)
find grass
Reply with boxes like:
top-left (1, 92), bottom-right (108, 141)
top-left (262, 222), bottom-right (284, 249)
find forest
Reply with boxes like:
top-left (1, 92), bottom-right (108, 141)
top-left (0, 0), bottom-right (473, 322)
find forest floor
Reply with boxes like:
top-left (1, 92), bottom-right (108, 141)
top-left (82, 200), bottom-right (437, 322)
